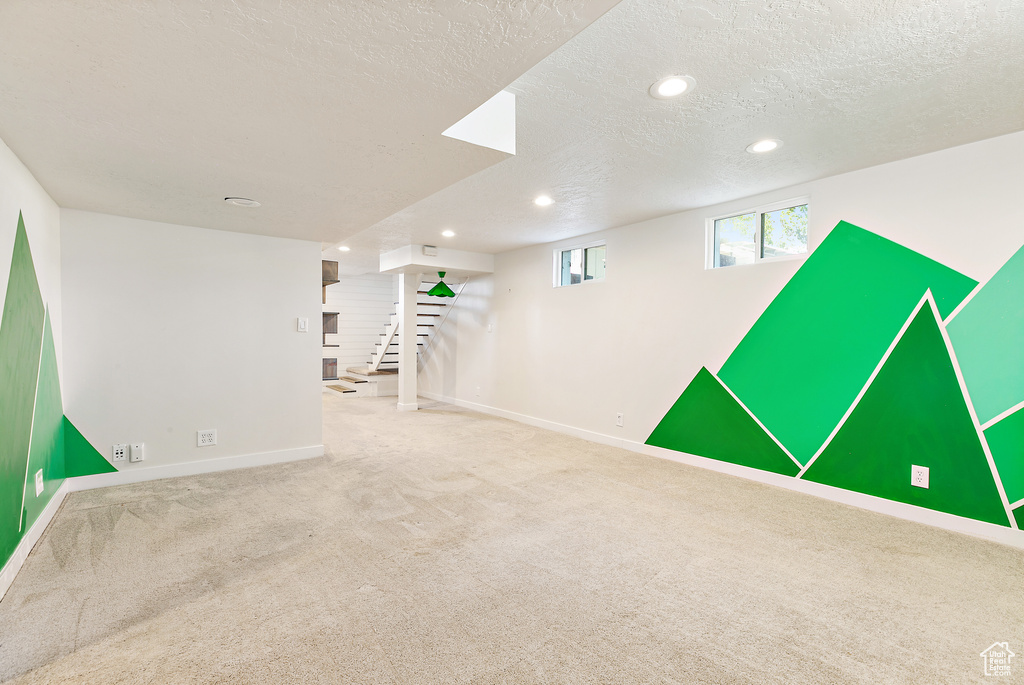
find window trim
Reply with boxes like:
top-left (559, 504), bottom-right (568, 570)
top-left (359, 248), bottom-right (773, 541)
top-left (552, 239), bottom-right (607, 287)
top-left (705, 196), bottom-right (810, 269)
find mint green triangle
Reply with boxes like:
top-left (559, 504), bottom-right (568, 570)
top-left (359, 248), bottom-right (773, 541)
top-left (22, 311), bottom-right (66, 532)
top-left (719, 221), bottom-right (977, 465)
top-left (646, 367), bottom-right (800, 476)
top-left (947, 244), bottom-right (1024, 424)
top-left (803, 305), bottom-right (1009, 526)
top-left (63, 417), bottom-right (117, 478)
top-left (0, 213), bottom-right (46, 562)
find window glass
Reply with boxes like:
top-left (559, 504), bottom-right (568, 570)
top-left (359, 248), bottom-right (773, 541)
top-left (761, 204), bottom-right (808, 259)
top-left (584, 245), bottom-right (606, 281)
top-left (714, 213), bottom-right (756, 267)
top-left (560, 248), bottom-right (583, 285)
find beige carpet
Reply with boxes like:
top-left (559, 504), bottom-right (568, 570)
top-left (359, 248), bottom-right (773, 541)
top-left (1, 394), bottom-right (1021, 683)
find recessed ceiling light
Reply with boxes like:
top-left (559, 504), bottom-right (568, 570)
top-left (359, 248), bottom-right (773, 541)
top-left (746, 139), bottom-right (782, 153)
top-left (224, 196), bottom-right (260, 207)
top-left (534, 195), bottom-right (554, 206)
top-left (441, 230), bottom-right (455, 238)
top-left (337, 246), bottom-right (350, 252)
top-left (649, 75), bottom-right (696, 99)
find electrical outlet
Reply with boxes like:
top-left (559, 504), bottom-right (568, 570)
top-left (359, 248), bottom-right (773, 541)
top-left (198, 429), bottom-right (217, 447)
top-left (616, 412), bottom-right (624, 427)
top-left (34, 469), bottom-right (44, 496)
top-left (911, 465), bottom-right (929, 489)
top-left (112, 444), bottom-right (128, 462)
top-left (129, 443), bottom-right (145, 462)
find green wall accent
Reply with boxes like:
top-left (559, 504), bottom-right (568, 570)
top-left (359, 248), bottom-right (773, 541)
top-left (64, 417), bottom-right (117, 478)
top-left (718, 221), bottom-right (977, 465)
top-left (984, 408), bottom-right (1024, 505)
top-left (22, 312), bottom-right (65, 533)
top-left (947, 244), bottom-right (1024, 424)
top-left (646, 367), bottom-right (800, 476)
top-left (0, 213), bottom-right (46, 564)
top-left (1014, 506), bottom-right (1024, 529)
top-left (803, 305), bottom-right (1009, 526)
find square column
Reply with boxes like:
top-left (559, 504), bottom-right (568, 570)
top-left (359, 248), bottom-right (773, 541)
top-left (397, 272), bottom-right (419, 411)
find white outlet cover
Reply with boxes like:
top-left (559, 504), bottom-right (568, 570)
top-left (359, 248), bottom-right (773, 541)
top-left (130, 443), bottom-right (145, 462)
top-left (34, 469), bottom-right (44, 496)
top-left (198, 429), bottom-right (217, 447)
top-left (911, 465), bottom-right (929, 489)
top-left (112, 443), bottom-right (127, 461)
top-left (297, 317), bottom-right (309, 333)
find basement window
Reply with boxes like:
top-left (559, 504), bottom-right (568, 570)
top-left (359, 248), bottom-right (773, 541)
top-left (708, 199), bottom-right (809, 268)
top-left (554, 242), bottom-right (606, 286)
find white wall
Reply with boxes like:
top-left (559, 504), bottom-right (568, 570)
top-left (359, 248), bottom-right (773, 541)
top-left (420, 130), bottom-right (1024, 446)
top-left (61, 210), bottom-right (323, 469)
top-left (322, 272), bottom-right (397, 376)
top-left (0, 137), bottom-right (62, 372)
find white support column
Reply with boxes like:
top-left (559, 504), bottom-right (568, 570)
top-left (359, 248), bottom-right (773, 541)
top-left (396, 271), bottom-right (419, 411)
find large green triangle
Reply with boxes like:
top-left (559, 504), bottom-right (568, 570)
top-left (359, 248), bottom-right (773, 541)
top-left (0, 213), bottom-right (45, 563)
top-left (646, 367), bottom-right (799, 476)
top-left (719, 221), bottom-right (977, 465)
top-left (947, 244), bottom-right (1024, 424)
top-left (63, 417), bottom-right (117, 478)
top-left (983, 407), bottom-right (1024, 505)
top-left (22, 311), bottom-right (66, 532)
top-left (803, 305), bottom-right (1009, 526)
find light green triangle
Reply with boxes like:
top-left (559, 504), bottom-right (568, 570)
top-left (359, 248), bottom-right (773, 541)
top-left (0, 213), bottom-right (45, 563)
top-left (803, 305), bottom-right (1009, 526)
top-left (719, 221), bottom-right (977, 465)
top-left (22, 311), bottom-right (66, 532)
top-left (947, 244), bottom-right (1024, 424)
top-left (63, 417), bottom-right (117, 478)
top-left (646, 367), bottom-right (799, 476)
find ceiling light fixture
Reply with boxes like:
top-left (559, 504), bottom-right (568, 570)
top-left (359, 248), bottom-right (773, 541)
top-left (746, 139), bottom-right (782, 153)
top-left (649, 75), bottom-right (696, 100)
top-left (442, 229), bottom-right (455, 238)
top-left (534, 195), bottom-right (554, 206)
top-left (224, 196), bottom-right (261, 207)
top-left (337, 246), bottom-right (350, 252)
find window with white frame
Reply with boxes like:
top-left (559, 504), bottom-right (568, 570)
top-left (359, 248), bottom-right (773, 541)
top-left (554, 242), bottom-right (606, 286)
top-left (708, 199), bottom-right (809, 268)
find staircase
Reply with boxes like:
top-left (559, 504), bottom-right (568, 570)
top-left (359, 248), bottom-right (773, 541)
top-left (329, 277), bottom-right (462, 396)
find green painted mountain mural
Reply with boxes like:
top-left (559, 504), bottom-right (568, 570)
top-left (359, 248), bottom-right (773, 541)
top-left (717, 221), bottom-right (977, 465)
top-left (984, 407), bottom-right (1024, 506)
top-left (802, 303), bottom-right (1009, 526)
top-left (0, 214), bottom-right (46, 563)
top-left (646, 367), bottom-right (799, 476)
top-left (0, 212), bottom-right (117, 574)
top-left (947, 244), bottom-right (1024, 425)
top-left (22, 312), bottom-right (65, 533)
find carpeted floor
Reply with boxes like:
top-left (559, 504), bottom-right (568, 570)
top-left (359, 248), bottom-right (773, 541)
top-left (1, 394), bottom-right (1022, 683)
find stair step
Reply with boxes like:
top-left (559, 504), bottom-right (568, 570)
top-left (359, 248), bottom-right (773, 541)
top-left (376, 343), bottom-right (423, 347)
top-left (326, 385), bottom-right (356, 394)
top-left (346, 366), bottom-right (397, 376)
top-left (382, 333), bottom-right (429, 336)
top-left (337, 375), bottom-right (368, 384)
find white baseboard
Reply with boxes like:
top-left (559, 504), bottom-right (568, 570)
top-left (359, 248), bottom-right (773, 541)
top-left (1, 480), bottom-right (70, 602)
top-left (420, 392), bottom-right (1024, 549)
top-left (67, 444), bottom-right (324, 492)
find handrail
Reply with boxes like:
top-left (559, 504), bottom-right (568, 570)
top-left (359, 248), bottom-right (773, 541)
top-left (417, 277), bottom-right (470, 370)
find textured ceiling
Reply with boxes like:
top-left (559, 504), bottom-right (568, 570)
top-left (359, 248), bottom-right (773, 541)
top-left (0, 0), bottom-right (619, 242)
top-left (333, 0), bottom-right (1024, 273)
top-left (2, 1), bottom-right (1023, 277)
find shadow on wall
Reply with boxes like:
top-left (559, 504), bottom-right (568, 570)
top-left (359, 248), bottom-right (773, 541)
top-left (648, 221), bottom-right (1024, 529)
top-left (0, 213), bottom-right (115, 571)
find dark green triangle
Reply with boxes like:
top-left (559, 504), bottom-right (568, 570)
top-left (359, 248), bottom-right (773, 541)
top-left (984, 408), bottom-right (1024, 505)
top-left (0, 213), bottom-right (45, 562)
top-left (23, 311), bottom-right (66, 532)
top-left (1014, 506), bottom-right (1024, 529)
top-left (63, 417), bottom-right (117, 478)
top-left (719, 221), bottom-right (978, 464)
top-left (646, 367), bottom-right (799, 476)
top-left (803, 305), bottom-right (1009, 526)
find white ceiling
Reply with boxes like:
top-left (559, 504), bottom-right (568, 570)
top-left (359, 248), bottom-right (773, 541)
top-left (0, 0), bottom-right (618, 243)
top-left (2, 1), bottom-right (1023, 277)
